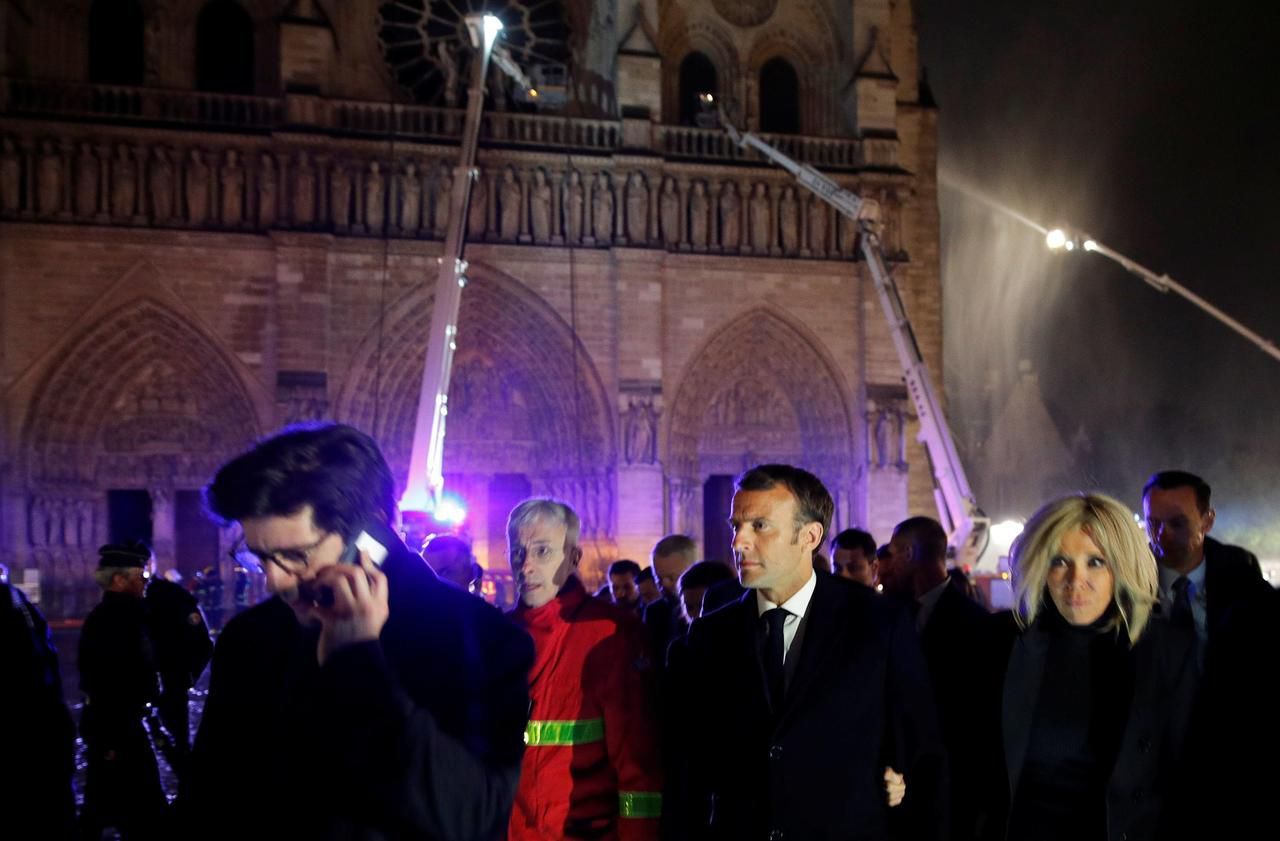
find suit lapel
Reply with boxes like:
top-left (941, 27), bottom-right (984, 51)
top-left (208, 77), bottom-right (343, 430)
top-left (774, 574), bottom-right (843, 734)
top-left (1002, 626), bottom-right (1049, 797)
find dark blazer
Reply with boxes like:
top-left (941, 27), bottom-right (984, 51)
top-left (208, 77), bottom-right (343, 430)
top-left (982, 613), bottom-right (1199, 841)
top-left (180, 523), bottom-right (535, 841)
top-left (1201, 536), bottom-right (1270, 646)
top-left (919, 582), bottom-right (991, 841)
top-left (666, 572), bottom-right (946, 841)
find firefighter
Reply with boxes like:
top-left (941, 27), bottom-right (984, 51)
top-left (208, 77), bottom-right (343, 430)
top-left (507, 498), bottom-right (662, 841)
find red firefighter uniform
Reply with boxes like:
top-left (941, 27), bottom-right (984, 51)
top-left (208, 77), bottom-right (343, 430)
top-left (509, 576), bottom-right (662, 841)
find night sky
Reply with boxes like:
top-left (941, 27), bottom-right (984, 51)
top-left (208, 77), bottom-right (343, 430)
top-left (916, 0), bottom-right (1280, 555)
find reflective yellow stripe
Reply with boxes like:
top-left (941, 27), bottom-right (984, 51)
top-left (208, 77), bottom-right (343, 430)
top-left (523, 718), bottom-right (604, 746)
top-left (618, 791), bottom-right (662, 819)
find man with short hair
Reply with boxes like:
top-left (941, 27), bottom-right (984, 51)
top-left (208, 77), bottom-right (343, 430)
top-left (886, 516), bottom-right (989, 841)
top-left (609, 558), bottom-right (643, 610)
top-left (652, 534), bottom-right (698, 599)
top-left (1142, 470), bottom-right (1269, 657)
top-left (667, 465), bottom-right (944, 840)
top-left (676, 560), bottom-right (736, 623)
top-left (507, 499), bottom-right (662, 840)
top-left (636, 566), bottom-right (661, 606)
top-left (830, 528), bottom-right (879, 588)
top-left (423, 533), bottom-right (484, 595)
top-left (643, 534), bottom-right (699, 686)
top-left (180, 424), bottom-right (534, 839)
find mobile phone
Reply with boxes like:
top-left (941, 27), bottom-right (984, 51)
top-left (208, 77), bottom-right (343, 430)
top-left (298, 526), bottom-right (389, 607)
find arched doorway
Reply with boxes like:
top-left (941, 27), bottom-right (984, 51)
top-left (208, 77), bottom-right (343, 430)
top-left (665, 307), bottom-right (855, 557)
top-left (335, 266), bottom-right (617, 578)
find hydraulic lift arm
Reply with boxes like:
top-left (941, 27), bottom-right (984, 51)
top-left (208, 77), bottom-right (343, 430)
top-left (721, 114), bottom-right (990, 566)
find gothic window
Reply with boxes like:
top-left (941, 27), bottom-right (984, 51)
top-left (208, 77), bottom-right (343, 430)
top-left (88, 0), bottom-right (145, 86)
top-left (196, 0), bottom-right (255, 94)
top-left (678, 51), bottom-right (717, 126)
top-left (376, 1), bottom-right (571, 107)
top-left (759, 57), bottom-right (800, 134)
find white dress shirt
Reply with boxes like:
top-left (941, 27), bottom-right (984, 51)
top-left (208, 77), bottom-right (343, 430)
top-left (755, 568), bottom-right (817, 664)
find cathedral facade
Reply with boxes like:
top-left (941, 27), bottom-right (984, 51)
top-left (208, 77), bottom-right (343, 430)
top-left (0, 0), bottom-right (942, 613)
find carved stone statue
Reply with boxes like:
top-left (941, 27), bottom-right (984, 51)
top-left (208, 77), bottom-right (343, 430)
top-left (220, 149), bottom-right (244, 226)
top-left (839, 206), bottom-right (858, 256)
top-left (564, 170), bottom-right (585, 243)
top-left (530, 168), bottom-right (552, 242)
top-left (112, 144), bottom-right (138, 219)
top-left (150, 146), bottom-right (175, 222)
top-left (0, 137), bottom-right (20, 213)
top-left (591, 172), bottom-right (614, 243)
top-left (433, 163), bottom-right (452, 236)
top-left (689, 180), bottom-right (709, 250)
top-left (498, 166), bottom-right (521, 241)
top-left (779, 186), bottom-right (799, 253)
top-left (330, 160), bottom-right (351, 230)
top-left (807, 195), bottom-right (827, 255)
top-left (718, 181), bottom-right (741, 251)
top-left (748, 182), bottom-right (771, 253)
top-left (185, 148), bottom-right (210, 225)
top-left (659, 177), bottom-right (679, 248)
top-left (467, 169), bottom-right (487, 238)
top-left (437, 41), bottom-right (461, 108)
top-left (624, 398), bottom-right (658, 465)
top-left (293, 150), bottom-right (316, 226)
top-left (364, 161), bottom-right (385, 231)
top-left (76, 142), bottom-right (98, 217)
top-left (625, 172), bottom-right (648, 244)
top-left (37, 140), bottom-right (62, 215)
top-left (258, 152), bottom-right (278, 227)
top-left (397, 161), bottom-right (421, 233)
top-left (872, 405), bottom-right (890, 468)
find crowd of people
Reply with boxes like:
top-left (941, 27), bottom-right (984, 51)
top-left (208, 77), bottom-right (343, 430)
top-left (2, 422), bottom-right (1276, 840)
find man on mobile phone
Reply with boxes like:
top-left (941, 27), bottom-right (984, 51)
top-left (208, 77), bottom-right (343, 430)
top-left (179, 424), bottom-right (534, 840)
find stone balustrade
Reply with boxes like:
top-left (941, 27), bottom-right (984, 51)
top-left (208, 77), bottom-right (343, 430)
top-left (0, 80), bottom-right (912, 260)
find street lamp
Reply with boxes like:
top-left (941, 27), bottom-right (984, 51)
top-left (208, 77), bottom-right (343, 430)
top-left (1045, 224), bottom-right (1280, 362)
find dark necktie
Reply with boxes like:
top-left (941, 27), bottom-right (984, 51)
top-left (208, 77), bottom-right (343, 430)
top-left (762, 607), bottom-right (789, 710)
top-left (1170, 576), bottom-right (1195, 633)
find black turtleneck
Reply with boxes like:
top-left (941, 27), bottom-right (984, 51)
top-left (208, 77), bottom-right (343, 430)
top-left (1007, 607), bottom-right (1134, 841)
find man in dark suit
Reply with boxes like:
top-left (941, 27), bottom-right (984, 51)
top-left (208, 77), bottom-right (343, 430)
top-left (1141, 470), bottom-right (1271, 663)
top-left (884, 517), bottom-right (989, 841)
top-left (666, 464), bottom-right (945, 841)
top-left (179, 424), bottom-right (534, 840)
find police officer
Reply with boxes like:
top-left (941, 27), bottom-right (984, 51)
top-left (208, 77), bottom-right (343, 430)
top-left (112, 543), bottom-right (213, 776)
top-left (79, 546), bottom-right (168, 839)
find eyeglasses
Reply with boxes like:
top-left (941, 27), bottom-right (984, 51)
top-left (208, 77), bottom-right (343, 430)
top-left (229, 532), bottom-right (333, 574)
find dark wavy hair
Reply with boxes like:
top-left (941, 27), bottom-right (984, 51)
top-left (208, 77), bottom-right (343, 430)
top-left (736, 464), bottom-right (834, 545)
top-left (204, 424), bottom-right (397, 539)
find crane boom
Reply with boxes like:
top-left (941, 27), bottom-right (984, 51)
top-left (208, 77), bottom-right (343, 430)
top-left (724, 118), bottom-right (990, 566)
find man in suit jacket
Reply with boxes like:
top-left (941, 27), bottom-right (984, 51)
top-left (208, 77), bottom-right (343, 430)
top-left (1141, 470), bottom-right (1271, 662)
top-left (666, 464), bottom-right (945, 841)
top-left (884, 517), bottom-right (989, 841)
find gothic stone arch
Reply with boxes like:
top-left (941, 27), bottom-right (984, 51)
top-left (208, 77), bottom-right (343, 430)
top-left (18, 298), bottom-right (262, 612)
top-left (334, 264), bottom-right (617, 547)
top-left (664, 306), bottom-right (855, 541)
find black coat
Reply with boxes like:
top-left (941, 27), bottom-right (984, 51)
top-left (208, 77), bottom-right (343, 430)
top-left (981, 613), bottom-right (1199, 841)
top-left (919, 582), bottom-right (991, 841)
top-left (179, 526), bottom-right (535, 841)
top-left (666, 572), bottom-right (946, 841)
top-left (1200, 536), bottom-right (1271, 651)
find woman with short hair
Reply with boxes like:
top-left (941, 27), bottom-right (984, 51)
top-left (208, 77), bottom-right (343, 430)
top-left (980, 493), bottom-right (1199, 841)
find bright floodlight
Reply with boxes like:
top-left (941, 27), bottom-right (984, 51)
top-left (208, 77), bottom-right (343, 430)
top-left (482, 14), bottom-right (503, 49)
top-left (990, 520), bottom-right (1025, 547)
top-left (1083, 239), bottom-right (1098, 252)
top-left (1045, 228), bottom-right (1068, 250)
top-left (698, 92), bottom-right (715, 105)
top-left (434, 495), bottom-right (468, 526)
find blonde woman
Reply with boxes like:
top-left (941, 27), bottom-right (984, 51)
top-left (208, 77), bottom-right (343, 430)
top-left (980, 493), bottom-right (1199, 841)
